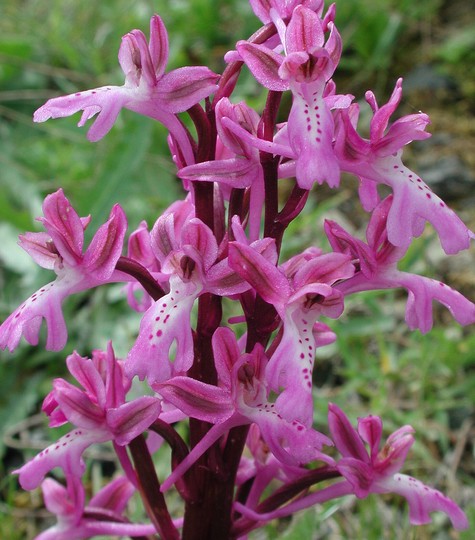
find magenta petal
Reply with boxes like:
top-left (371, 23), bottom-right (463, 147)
top-left (181, 218), bottom-right (218, 273)
top-left (205, 257), bottom-right (252, 296)
top-left (398, 272), bottom-right (475, 333)
top-left (212, 327), bottom-right (241, 389)
top-left (107, 397), bottom-right (161, 445)
top-left (89, 477), bottom-right (135, 513)
top-left (127, 221), bottom-right (154, 267)
top-left (40, 189), bottom-right (84, 266)
top-left (83, 204), bottom-right (127, 280)
top-left (53, 380), bottom-right (105, 429)
top-left (293, 252), bottom-right (354, 288)
top-left (357, 415), bottom-right (383, 460)
top-left (156, 377), bottom-right (234, 423)
top-left (368, 78), bottom-right (403, 141)
top-left (254, 409), bottom-right (333, 466)
top-left (236, 41), bottom-right (288, 91)
top-left (150, 212), bottom-right (179, 264)
top-left (215, 98), bottom-right (260, 157)
top-left (41, 478), bottom-right (74, 516)
top-left (266, 308), bottom-right (319, 426)
top-left (228, 241), bottom-right (290, 306)
top-left (375, 113), bottom-right (431, 156)
top-left (328, 403), bottom-right (370, 463)
top-left (179, 158), bottom-right (259, 188)
top-left (66, 352), bottom-right (106, 409)
top-left (376, 425), bottom-right (415, 476)
top-left (18, 232), bottom-right (58, 270)
top-left (337, 457), bottom-right (374, 498)
top-left (288, 80), bottom-right (340, 188)
top-left (155, 67), bottom-right (219, 113)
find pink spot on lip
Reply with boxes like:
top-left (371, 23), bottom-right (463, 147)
top-left (156, 330), bottom-right (163, 337)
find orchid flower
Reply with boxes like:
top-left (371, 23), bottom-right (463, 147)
top-left (236, 424), bottom-right (313, 513)
top-left (36, 476), bottom-right (158, 540)
top-left (178, 98), bottom-right (265, 241)
top-left (325, 196), bottom-right (475, 333)
top-left (125, 199), bottom-right (256, 384)
top-left (157, 327), bottom-right (333, 492)
top-left (236, 5), bottom-right (343, 188)
top-left (235, 403), bottom-right (468, 531)
top-left (0, 189), bottom-right (127, 352)
top-left (15, 343), bottom-right (161, 490)
top-left (33, 15), bottom-right (219, 166)
top-left (334, 78), bottom-right (472, 254)
top-left (249, 0), bottom-right (325, 24)
top-left (229, 240), bottom-right (354, 426)
top-left (327, 403), bottom-right (468, 529)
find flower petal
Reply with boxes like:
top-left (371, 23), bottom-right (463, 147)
top-left (82, 204), bottom-right (127, 280)
top-left (236, 41), bottom-right (288, 91)
top-left (155, 67), bottom-right (219, 113)
top-left (14, 429), bottom-right (108, 490)
top-left (380, 474), bottom-right (468, 530)
top-left (126, 277), bottom-right (199, 383)
top-left (107, 396), bottom-right (161, 445)
top-left (34, 86), bottom-right (128, 142)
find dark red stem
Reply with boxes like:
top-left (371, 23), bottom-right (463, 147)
top-left (115, 256), bottom-right (164, 301)
top-left (128, 435), bottom-right (180, 540)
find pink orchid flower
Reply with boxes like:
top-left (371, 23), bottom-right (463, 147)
top-left (333, 78), bottom-right (472, 254)
top-left (236, 5), bottom-right (343, 188)
top-left (0, 189), bottom-right (127, 351)
top-left (15, 343), bottom-right (161, 490)
top-left (157, 327), bottom-right (333, 492)
top-left (126, 200), bottom-right (255, 384)
top-left (325, 195), bottom-right (475, 333)
top-left (249, 0), bottom-right (325, 24)
top-left (36, 476), bottom-right (157, 539)
top-left (178, 98), bottom-right (265, 241)
top-left (229, 240), bottom-right (354, 426)
top-left (328, 403), bottom-right (468, 529)
top-left (33, 15), bottom-right (219, 166)
top-left (235, 403), bottom-right (467, 531)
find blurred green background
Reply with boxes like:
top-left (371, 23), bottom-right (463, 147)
top-left (0, 0), bottom-right (474, 538)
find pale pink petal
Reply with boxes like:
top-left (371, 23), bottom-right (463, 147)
top-left (125, 277), bottom-right (199, 383)
top-left (34, 86), bottom-right (129, 142)
top-left (14, 429), bottom-right (108, 490)
top-left (380, 474), bottom-right (468, 530)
